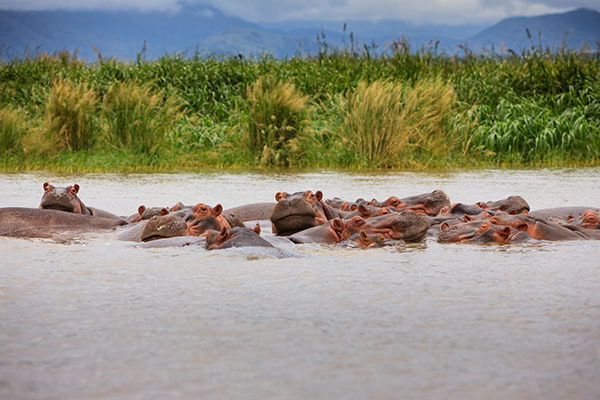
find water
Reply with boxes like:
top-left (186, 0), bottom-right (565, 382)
top-left (1, 169), bottom-right (600, 400)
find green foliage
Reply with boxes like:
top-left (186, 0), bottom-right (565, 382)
top-left (0, 48), bottom-right (599, 171)
top-left (0, 106), bottom-right (28, 154)
top-left (244, 75), bottom-right (310, 166)
top-left (39, 78), bottom-right (98, 152)
top-left (340, 78), bottom-right (458, 167)
top-left (102, 81), bottom-right (182, 153)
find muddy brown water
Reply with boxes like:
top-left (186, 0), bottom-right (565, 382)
top-left (1, 169), bottom-right (599, 400)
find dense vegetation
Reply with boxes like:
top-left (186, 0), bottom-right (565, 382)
top-left (1, 44), bottom-right (599, 172)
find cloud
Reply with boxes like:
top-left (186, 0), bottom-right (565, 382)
top-left (0, 0), bottom-right (596, 24)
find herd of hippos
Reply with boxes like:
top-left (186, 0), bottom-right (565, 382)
top-left (1, 182), bottom-right (600, 252)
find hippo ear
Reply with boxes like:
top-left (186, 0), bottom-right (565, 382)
top-left (315, 191), bottom-right (323, 201)
top-left (275, 192), bottom-right (286, 201)
top-left (138, 205), bottom-right (147, 215)
top-left (252, 223), bottom-right (261, 235)
top-left (159, 208), bottom-right (169, 216)
top-left (350, 204), bottom-right (358, 211)
top-left (439, 206), bottom-right (450, 215)
top-left (171, 202), bottom-right (183, 211)
top-left (331, 218), bottom-right (345, 231)
top-left (463, 214), bottom-right (474, 222)
top-left (440, 222), bottom-right (450, 231)
top-left (359, 230), bottom-right (369, 241)
top-left (43, 182), bottom-right (53, 192)
top-left (73, 184), bottom-right (80, 193)
top-left (213, 204), bottom-right (223, 216)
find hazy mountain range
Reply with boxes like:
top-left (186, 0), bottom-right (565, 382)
top-left (1, 5), bottom-right (599, 60)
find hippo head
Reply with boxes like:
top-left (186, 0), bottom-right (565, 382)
top-left (270, 190), bottom-right (329, 236)
top-left (383, 190), bottom-right (450, 216)
top-left (345, 211), bottom-right (429, 242)
top-left (39, 182), bottom-right (86, 214)
top-left (141, 213), bottom-right (191, 242)
top-left (129, 205), bottom-right (168, 223)
top-left (477, 195), bottom-right (530, 215)
top-left (185, 203), bottom-right (231, 237)
top-left (205, 225), bottom-right (263, 250)
top-left (438, 221), bottom-right (520, 244)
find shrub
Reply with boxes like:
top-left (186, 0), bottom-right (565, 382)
top-left (340, 78), bottom-right (457, 167)
top-left (41, 78), bottom-right (98, 151)
top-left (0, 106), bottom-right (28, 154)
top-left (245, 75), bottom-right (310, 166)
top-left (102, 81), bottom-right (182, 153)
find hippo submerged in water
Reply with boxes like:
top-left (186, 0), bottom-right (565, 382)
top-left (2, 183), bottom-right (599, 249)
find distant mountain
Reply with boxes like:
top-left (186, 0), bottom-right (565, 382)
top-left (0, 6), bottom-right (599, 60)
top-left (467, 8), bottom-right (600, 52)
top-left (0, 4), bottom-right (260, 59)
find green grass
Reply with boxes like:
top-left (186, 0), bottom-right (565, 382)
top-left (1, 47), bottom-right (599, 171)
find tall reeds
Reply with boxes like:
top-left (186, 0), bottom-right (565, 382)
top-left (41, 78), bottom-right (98, 151)
top-left (340, 78), bottom-right (457, 166)
top-left (245, 75), bottom-right (310, 166)
top-left (0, 107), bottom-right (28, 154)
top-left (102, 81), bottom-right (182, 153)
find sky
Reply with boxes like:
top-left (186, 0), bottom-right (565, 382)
top-left (0, 0), bottom-right (598, 25)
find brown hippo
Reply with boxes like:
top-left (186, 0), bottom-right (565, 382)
top-left (270, 190), bottom-right (340, 236)
top-left (222, 202), bottom-right (276, 223)
top-left (528, 207), bottom-right (600, 222)
top-left (40, 182), bottom-right (124, 221)
top-left (128, 205), bottom-right (168, 223)
top-left (115, 213), bottom-right (196, 242)
top-left (205, 225), bottom-right (273, 250)
top-left (438, 221), bottom-right (532, 244)
top-left (0, 207), bottom-right (126, 239)
top-left (489, 214), bottom-right (588, 241)
top-left (287, 218), bottom-right (347, 244)
top-left (343, 212), bottom-right (429, 242)
top-left (339, 231), bottom-right (405, 249)
top-left (382, 190), bottom-right (451, 216)
top-left (476, 195), bottom-right (530, 215)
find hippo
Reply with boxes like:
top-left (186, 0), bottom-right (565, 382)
top-left (489, 214), bottom-right (589, 241)
top-left (270, 190), bottom-right (339, 236)
top-left (39, 182), bottom-right (124, 221)
top-left (438, 221), bottom-right (533, 244)
top-left (382, 190), bottom-right (451, 216)
top-left (528, 207), bottom-right (600, 222)
top-left (205, 225), bottom-right (273, 250)
top-left (288, 218), bottom-right (347, 244)
top-left (339, 231), bottom-right (405, 249)
top-left (222, 202), bottom-right (276, 223)
top-left (128, 205), bottom-right (168, 223)
top-left (438, 202), bottom-right (488, 217)
top-left (115, 213), bottom-right (196, 242)
top-left (0, 207), bottom-right (127, 239)
top-left (343, 212), bottom-right (430, 242)
top-left (476, 196), bottom-right (530, 215)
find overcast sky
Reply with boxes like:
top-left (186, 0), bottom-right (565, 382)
top-left (0, 0), bottom-right (598, 25)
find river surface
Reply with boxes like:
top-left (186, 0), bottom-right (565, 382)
top-left (1, 169), bottom-right (599, 400)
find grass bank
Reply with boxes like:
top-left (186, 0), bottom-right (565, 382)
top-left (1, 46), bottom-right (599, 172)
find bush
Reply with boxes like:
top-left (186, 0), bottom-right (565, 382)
top-left (102, 81), bottom-right (182, 153)
top-left (0, 106), bottom-right (28, 154)
top-left (340, 78), bottom-right (457, 167)
top-left (40, 78), bottom-right (98, 151)
top-left (245, 75), bottom-right (310, 166)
